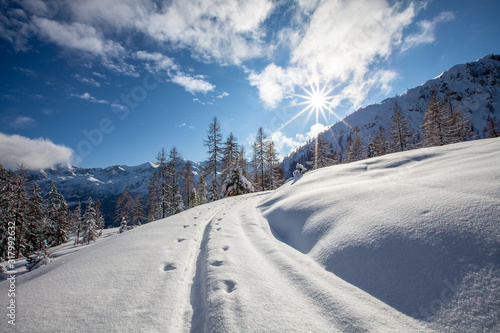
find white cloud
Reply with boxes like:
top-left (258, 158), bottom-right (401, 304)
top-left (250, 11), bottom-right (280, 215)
top-left (248, 64), bottom-right (305, 109)
top-left (73, 74), bottom-right (101, 87)
top-left (143, 0), bottom-right (274, 64)
top-left (70, 92), bottom-right (109, 104)
top-left (217, 92), bottom-right (229, 99)
top-left (0, 133), bottom-right (73, 170)
top-left (270, 123), bottom-right (328, 156)
top-left (11, 116), bottom-right (36, 128)
top-left (171, 74), bottom-right (215, 94)
top-left (135, 50), bottom-right (177, 72)
top-left (402, 11), bottom-right (455, 51)
top-left (33, 17), bottom-right (125, 57)
top-left (250, 0), bottom-right (416, 110)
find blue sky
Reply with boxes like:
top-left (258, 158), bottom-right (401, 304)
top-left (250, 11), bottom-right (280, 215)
top-left (0, 0), bottom-right (499, 169)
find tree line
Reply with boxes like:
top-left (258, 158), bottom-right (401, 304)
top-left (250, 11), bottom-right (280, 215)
top-left (289, 92), bottom-right (498, 174)
top-left (0, 166), bottom-right (104, 261)
top-left (119, 117), bottom-right (285, 223)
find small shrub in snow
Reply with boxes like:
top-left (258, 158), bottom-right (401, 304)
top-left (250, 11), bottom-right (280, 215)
top-left (293, 163), bottom-right (307, 180)
top-left (119, 217), bottom-right (128, 233)
top-left (221, 166), bottom-right (254, 196)
top-left (25, 252), bottom-right (52, 271)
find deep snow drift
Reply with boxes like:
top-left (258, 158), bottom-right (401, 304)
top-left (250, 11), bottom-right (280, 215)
top-left (1, 138), bottom-right (499, 332)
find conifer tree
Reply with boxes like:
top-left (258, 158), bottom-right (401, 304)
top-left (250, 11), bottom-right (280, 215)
top-left (167, 146), bottom-right (182, 215)
top-left (344, 132), bottom-right (366, 163)
top-left (204, 117), bottom-right (223, 188)
top-left (252, 127), bottom-right (267, 191)
top-left (119, 216), bottom-right (128, 233)
top-left (115, 189), bottom-right (145, 225)
top-left (207, 177), bottom-right (220, 202)
top-left (307, 135), bottom-right (337, 169)
top-left (95, 199), bottom-right (105, 235)
top-left (81, 197), bottom-right (99, 244)
top-left (148, 148), bottom-right (169, 220)
top-left (172, 192), bottom-right (184, 214)
top-left (72, 202), bottom-right (83, 245)
top-left (221, 165), bottom-right (254, 196)
top-left (388, 102), bottom-right (417, 152)
top-left (25, 182), bottom-right (45, 253)
top-left (484, 117), bottom-right (500, 138)
top-left (182, 160), bottom-right (195, 209)
top-left (45, 182), bottom-right (69, 247)
top-left (373, 127), bottom-right (388, 157)
top-left (222, 133), bottom-right (239, 175)
top-left (195, 165), bottom-right (208, 206)
top-left (265, 140), bottom-right (283, 190)
top-left (421, 93), bottom-right (462, 147)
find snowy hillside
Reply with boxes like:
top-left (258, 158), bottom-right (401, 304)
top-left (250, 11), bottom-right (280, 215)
top-left (28, 160), bottom-right (202, 225)
top-left (283, 54), bottom-right (500, 175)
top-left (2, 138), bottom-right (498, 332)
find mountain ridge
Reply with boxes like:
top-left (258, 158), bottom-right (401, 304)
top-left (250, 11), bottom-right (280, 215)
top-left (282, 54), bottom-right (500, 175)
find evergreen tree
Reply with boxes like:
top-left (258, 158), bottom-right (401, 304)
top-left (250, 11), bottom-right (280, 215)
top-left (44, 182), bottom-right (69, 247)
top-left (148, 148), bottom-right (169, 220)
top-left (484, 117), bottom-right (500, 138)
top-left (344, 132), bottom-right (366, 163)
top-left (166, 146), bottom-right (182, 216)
top-left (420, 93), bottom-right (466, 147)
top-left (307, 135), bottom-right (337, 169)
top-left (265, 140), bottom-right (283, 190)
top-left (25, 182), bottom-right (45, 253)
top-left (72, 202), bottom-right (83, 245)
top-left (388, 102), bottom-right (417, 152)
top-left (238, 145), bottom-right (250, 178)
top-left (222, 133), bottom-right (239, 176)
top-left (221, 165), bottom-right (254, 196)
top-left (115, 189), bottom-right (145, 225)
top-left (81, 197), bottom-right (99, 244)
top-left (0, 167), bottom-right (29, 258)
top-left (204, 116), bottom-right (223, 189)
top-left (195, 165), bottom-right (208, 206)
top-left (252, 127), bottom-right (267, 191)
top-left (172, 192), bottom-right (184, 214)
top-left (95, 199), bottom-right (105, 235)
top-left (182, 161), bottom-right (195, 208)
top-left (207, 177), bottom-right (220, 202)
top-left (119, 217), bottom-right (128, 233)
top-left (372, 127), bottom-right (388, 157)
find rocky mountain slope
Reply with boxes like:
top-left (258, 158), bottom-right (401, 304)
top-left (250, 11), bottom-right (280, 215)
top-left (282, 54), bottom-right (500, 175)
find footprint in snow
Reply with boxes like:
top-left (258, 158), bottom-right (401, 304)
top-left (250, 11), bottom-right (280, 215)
top-left (193, 224), bottom-right (197, 226)
top-left (217, 227), bottom-right (221, 231)
top-left (217, 218), bottom-right (222, 221)
top-left (222, 246), bottom-right (229, 251)
top-left (194, 217), bottom-right (198, 219)
top-left (163, 263), bottom-right (177, 272)
top-left (224, 280), bottom-right (236, 293)
top-left (211, 260), bottom-right (223, 267)
top-left (177, 238), bottom-right (186, 242)
top-left (183, 225), bottom-right (189, 228)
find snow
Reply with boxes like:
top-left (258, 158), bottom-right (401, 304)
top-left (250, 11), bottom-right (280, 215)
top-left (1, 138), bottom-right (499, 332)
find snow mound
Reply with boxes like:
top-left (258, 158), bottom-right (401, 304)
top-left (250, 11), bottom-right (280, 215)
top-left (260, 138), bottom-right (500, 330)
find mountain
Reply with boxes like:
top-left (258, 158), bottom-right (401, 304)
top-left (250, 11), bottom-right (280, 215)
top-left (28, 160), bottom-right (203, 226)
top-left (3, 138), bottom-right (499, 332)
top-left (282, 54), bottom-right (500, 176)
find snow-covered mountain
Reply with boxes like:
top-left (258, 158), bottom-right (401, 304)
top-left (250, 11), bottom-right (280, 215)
top-left (3, 138), bottom-right (499, 332)
top-left (283, 54), bottom-right (500, 175)
top-left (28, 160), bottom-right (202, 226)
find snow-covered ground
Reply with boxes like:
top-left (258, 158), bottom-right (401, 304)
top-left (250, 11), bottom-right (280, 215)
top-left (1, 138), bottom-right (499, 332)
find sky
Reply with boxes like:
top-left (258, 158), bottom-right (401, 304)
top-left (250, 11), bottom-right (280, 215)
top-left (0, 0), bottom-right (499, 169)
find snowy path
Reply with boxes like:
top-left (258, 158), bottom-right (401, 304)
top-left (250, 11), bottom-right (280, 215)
top-left (182, 193), bottom-right (430, 332)
top-left (1, 193), bottom-right (429, 333)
